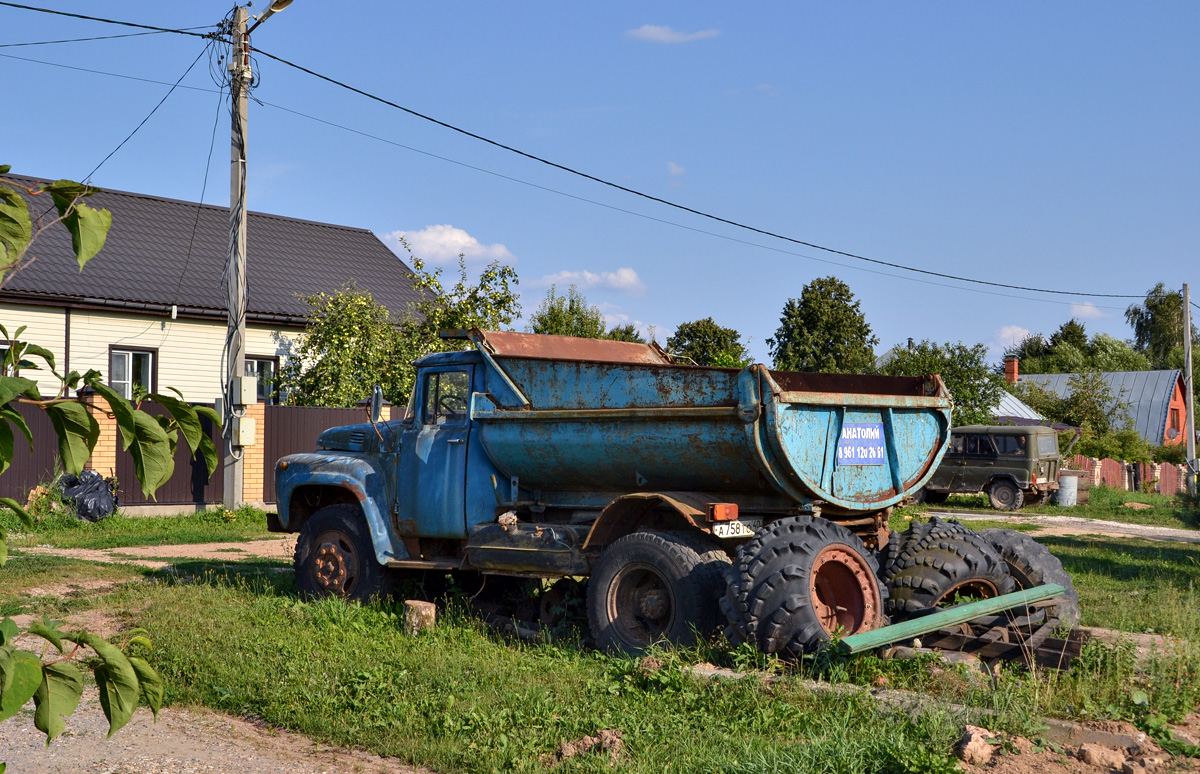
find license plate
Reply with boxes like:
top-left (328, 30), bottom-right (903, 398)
top-left (711, 519), bottom-right (762, 539)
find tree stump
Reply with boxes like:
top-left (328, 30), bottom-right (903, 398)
top-left (404, 600), bottom-right (436, 635)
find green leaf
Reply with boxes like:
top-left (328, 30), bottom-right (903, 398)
top-left (44, 180), bottom-right (111, 270)
top-left (127, 657), bottom-right (162, 721)
top-left (0, 497), bottom-right (32, 529)
top-left (28, 619), bottom-right (66, 653)
top-left (0, 164), bottom-right (12, 174)
top-left (126, 410), bottom-right (175, 498)
top-left (0, 619), bottom-right (17, 646)
top-left (91, 382), bottom-right (137, 452)
top-left (43, 401), bottom-right (99, 476)
top-left (0, 648), bottom-right (43, 722)
top-left (68, 633), bottom-right (139, 737)
top-left (0, 183), bottom-right (32, 281)
top-left (20, 344), bottom-right (55, 372)
top-left (196, 433), bottom-right (219, 478)
top-left (147, 394), bottom-right (203, 458)
top-left (0, 375), bottom-right (41, 405)
top-left (33, 661), bottom-right (84, 744)
top-left (0, 419), bottom-right (11, 477)
top-left (193, 405), bottom-right (222, 427)
top-left (0, 527), bottom-right (7, 569)
top-left (1, 404), bottom-right (35, 452)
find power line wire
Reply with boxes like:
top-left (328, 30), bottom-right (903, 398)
top-left (84, 43), bottom-right (211, 181)
top-left (252, 45), bottom-right (1145, 301)
top-left (171, 85), bottom-right (226, 309)
top-left (0, 46), bottom-right (1145, 312)
top-left (0, 27), bottom-right (208, 47)
top-left (257, 98), bottom-right (1129, 312)
top-left (0, 2), bottom-right (1154, 302)
top-left (0, 2), bottom-right (213, 38)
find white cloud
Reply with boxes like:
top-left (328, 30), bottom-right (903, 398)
top-left (625, 25), bottom-right (720, 44)
top-left (596, 303), bottom-right (660, 342)
top-left (538, 267), bottom-right (647, 296)
top-left (383, 224), bottom-right (515, 264)
top-left (755, 84), bottom-right (778, 97)
top-left (667, 161), bottom-right (686, 176)
top-left (1070, 301), bottom-right (1105, 319)
top-left (988, 324), bottom-right (1032, 361)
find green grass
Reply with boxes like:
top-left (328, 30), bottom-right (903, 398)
top-left (112, 577), bottom-right (965, 774)
top-left (0, 505), bottom-right (273, 550)
top-left (916, 485), bottom-right (1199, 530)
top-left (0, 554), bottom-right (149, 617)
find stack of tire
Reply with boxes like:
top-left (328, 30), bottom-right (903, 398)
top-left (721, 515), bottom-right (1079, 658)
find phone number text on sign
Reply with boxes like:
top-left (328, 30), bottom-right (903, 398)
top-left (836, 422), bottom-right (886, 466)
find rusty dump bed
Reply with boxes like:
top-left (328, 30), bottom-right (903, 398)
top-left (469, 330), bottom-right (953, 514)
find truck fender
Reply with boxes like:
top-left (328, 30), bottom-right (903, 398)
top-left (583, 491), bottom-right (717, 550)
top-left (274, 453), bottom-right (408, 565)
top-left (985, 473), bottom-right (1024, 492)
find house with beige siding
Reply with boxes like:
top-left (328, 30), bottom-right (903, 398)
top-left (1, 175), bottom-right (422, 404)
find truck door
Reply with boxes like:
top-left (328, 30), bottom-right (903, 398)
top-left (404, 367), bottom-right (472, 538)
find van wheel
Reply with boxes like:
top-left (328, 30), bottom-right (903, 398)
top-left (294, 504), bottom-right (394, 603)
top-left (988, 480), bottom-right (1025, 511)
top-left (587, 531), bottom-right (727, 654)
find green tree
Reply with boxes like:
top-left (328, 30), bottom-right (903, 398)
top-left (667, 318), bottom-right (750, 367)
top-left (604, 323), bottom-right (646, 343)
top-left (276, 283), bottom-right (409, 408)
top-left (527, 285), bottom-right (605, 338)
top-left (1125, 283), bottom-right (1197, 369)
top-left (767, 276), bottom-right (877, 373)
top-left (879, 340), bottom-right (1004, 426)
top-left (1048, 318), bottom-right (1088, 352)
top-left (1089, 333), bottom-right (1151, 372)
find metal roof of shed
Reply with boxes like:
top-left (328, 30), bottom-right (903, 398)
top-left (1017, 370), bottom-right (1181, 444)
top-left (1, 175), bottom-right (423, 325)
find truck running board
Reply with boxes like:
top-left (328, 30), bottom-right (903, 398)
top-left (385, 558), bottom-right (464, 571)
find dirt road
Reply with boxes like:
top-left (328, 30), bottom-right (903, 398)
top-left (0, 686), bottom-right (423, 774)
top-left (931, 511), bottom-right (1200, 544)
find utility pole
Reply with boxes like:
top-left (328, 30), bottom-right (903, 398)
top-left (1185, 283), bottom-right (1196, 495)
top-left (223, 5), bottom-right (251, 509)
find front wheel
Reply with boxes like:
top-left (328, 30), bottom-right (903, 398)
top-left (294, 504), bottom-right (394, 603)
top-left (586, 531), bottom-right (728, 654)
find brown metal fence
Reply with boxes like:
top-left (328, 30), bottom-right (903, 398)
top-left (1160, 463), bottom-right (1180, 494)
top-left (262, 405), bottom-right (363, 503)
top-left (115, 403), bottom-right (224, 506)
top-left (0, 403), bottom-right (61, 501)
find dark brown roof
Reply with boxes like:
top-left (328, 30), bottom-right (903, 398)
top-left (1, 175), bottom-right (422, 325)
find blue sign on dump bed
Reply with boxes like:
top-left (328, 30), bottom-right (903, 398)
top-left (837, 422), bottom-right (886, 466)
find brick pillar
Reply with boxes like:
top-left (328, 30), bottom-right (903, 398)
top-left (1090, 458), bottom-right (1102, 487)
top-left (379, 405), bottom-right (391, 422)
top-left (241, 400), bottom-right (266, 504)
top-left (80, 390), bottom-right (118, 478)
top-left (1151, 463), bottom-right (1163, 494)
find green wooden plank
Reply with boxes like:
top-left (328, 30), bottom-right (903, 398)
top-left (838, 583), bottom-right (1066, 654)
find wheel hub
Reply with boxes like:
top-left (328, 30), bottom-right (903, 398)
top-left (607, 564), bottom-right (675, 647)
top-left (809, 545), bottom-right (881, 636)
top-left (638, 589), bottom-right (669, 620)
top-left (312, 531), bottom-right (358, 595)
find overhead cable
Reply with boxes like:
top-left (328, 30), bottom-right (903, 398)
top-left (0, 1), bottom-right (213, 38)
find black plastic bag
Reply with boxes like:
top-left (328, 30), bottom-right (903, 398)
top-left (56, 470), bottom-right (118, 522)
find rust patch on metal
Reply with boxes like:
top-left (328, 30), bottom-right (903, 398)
top-left (478, 330), bottom-right (674, 365)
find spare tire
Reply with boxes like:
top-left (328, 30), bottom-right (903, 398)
top-left (885, 520), bottom-right (1015, 616)
top-left (722, 516), bottom-right (886, 657)
top-left (979, 528), bottom-right (1080, 629)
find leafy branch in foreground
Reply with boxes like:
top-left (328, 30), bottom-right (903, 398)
top-left (0, 616), bottom-right (162, 744)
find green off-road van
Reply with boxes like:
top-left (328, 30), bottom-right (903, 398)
top-left (914, 425), bottom-right (1062, 511)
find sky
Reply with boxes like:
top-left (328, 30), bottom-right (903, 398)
top-left (2, 2), bottom-right (1197, 364)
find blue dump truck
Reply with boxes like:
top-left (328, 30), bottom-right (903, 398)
top-left (273, 330), bottom-right (1078, 655)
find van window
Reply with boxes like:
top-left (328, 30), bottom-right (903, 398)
top-left (1037, 434), bottom-right (1058, 456)
top-left (965, 435), bottom-right (994, 456)
top-left (993, 435), bottom-right (1028, 456)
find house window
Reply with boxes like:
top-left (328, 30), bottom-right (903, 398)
top-left (109, 348), bottom-right (155, 400)
top-left (245, 356), bottom-right (278, 404)
top-left (1170, 408), bottom-right (1181, 431)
